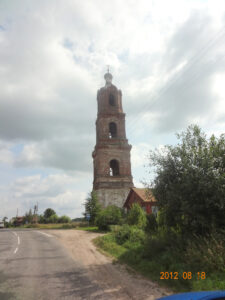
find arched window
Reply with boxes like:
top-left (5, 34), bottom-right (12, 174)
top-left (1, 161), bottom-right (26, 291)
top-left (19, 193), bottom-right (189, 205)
top-left (109, 159), bottom-right (119, 176)
top-left (109, 122), bottom-right (117, 138)
top-left (109, 93), bottom-right (116, 106)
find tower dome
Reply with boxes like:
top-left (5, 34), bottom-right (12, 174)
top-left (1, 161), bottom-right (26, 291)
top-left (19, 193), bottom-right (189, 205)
top-left (104, 72), bottom-right (113, 86)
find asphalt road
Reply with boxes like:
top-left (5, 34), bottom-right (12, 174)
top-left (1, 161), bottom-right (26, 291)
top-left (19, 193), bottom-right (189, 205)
top-left (0, 229), bottom-right (109, 300)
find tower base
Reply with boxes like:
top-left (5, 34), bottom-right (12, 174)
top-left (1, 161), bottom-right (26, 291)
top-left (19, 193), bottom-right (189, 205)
top-left (95, 188), bottom-right (130, 208)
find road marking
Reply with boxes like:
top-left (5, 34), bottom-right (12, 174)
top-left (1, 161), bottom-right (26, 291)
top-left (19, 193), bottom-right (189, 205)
top-left (12, 232), bottom-right (20, 254)
top-left (36, 231), bottom-right (53, 238)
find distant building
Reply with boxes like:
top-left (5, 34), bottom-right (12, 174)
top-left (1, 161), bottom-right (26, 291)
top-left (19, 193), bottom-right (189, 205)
top-left (123, 188), bottom-right (158, 215)
top-left (92, 71), bottom-right (133, 208)
top-left (13, 216), bottom-right (24, 226)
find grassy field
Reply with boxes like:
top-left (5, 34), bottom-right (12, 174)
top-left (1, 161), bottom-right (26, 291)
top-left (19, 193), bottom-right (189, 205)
top-left (93, 230), bottom-right (225, 293)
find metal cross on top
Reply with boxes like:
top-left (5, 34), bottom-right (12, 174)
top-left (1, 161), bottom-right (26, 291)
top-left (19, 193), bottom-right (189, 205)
top-left (107, 65), bottom-right (110, 73)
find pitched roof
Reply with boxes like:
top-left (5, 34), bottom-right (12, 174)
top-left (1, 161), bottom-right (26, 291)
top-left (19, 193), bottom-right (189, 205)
top-left (132, 188), bottom-right (157, 203)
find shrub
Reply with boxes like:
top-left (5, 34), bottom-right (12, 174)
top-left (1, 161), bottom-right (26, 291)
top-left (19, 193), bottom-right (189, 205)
top-left (48, 214), bottom-right (59, 223)
top-left (114, 224), bottom-right (130, 244)
top-left (114, 224), bottom-right (146, 245)
top-left (143, 228), bottom-right (185, 259)
top-left (24, 223), bottom-right (39, 228)
top-left (58, 215), bottom-right (71, 223)
top-left (185, 231), bottom-right (225, 273)
top-left (61, 223), bottom-right (76, 229)
top-left (108, 224), bottom-right (121, 232)
top-left (146, 214), bottom-right (158, 232)
top-left (96, 205), bottom-right (122, 230)
top-left (127, 203), bottom-right (147, 229)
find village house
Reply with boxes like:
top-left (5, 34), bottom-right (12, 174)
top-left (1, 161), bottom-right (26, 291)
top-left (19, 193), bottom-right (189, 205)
top-left (123, 188), bottom-right (158, 215)
top-left (12, 216), bottom-right (24, 226)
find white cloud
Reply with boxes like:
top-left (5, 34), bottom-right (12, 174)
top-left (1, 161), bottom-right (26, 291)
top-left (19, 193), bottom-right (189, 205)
top-left (0, 141), bottom-right (14, 165)
top-left (0, 173), bottom-right (88, 219)
top-left (131, 143), bottom-right (153, 168)
top-left (133, 180), bottom-right (144, 188)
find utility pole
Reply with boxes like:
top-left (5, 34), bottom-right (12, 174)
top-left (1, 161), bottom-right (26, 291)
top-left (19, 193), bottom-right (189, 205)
top-left (33, 202), bottom-right (38, 224)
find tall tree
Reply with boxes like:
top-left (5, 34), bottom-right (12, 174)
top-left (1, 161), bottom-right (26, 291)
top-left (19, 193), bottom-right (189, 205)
top-left (84, 191), bottom-right (102, 225)
top-left (2, 217), bottom-right (8, 223)
top-left (24, 209), bottom-right (33, 224)
top-left (145, 125), bottom-right (225, 235)
top-left (44, 208), bottom-right (56, 219)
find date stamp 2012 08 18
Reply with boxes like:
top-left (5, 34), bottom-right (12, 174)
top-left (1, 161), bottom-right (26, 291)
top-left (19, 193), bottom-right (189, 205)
top-left (160, 272), bottom-right (206, 280)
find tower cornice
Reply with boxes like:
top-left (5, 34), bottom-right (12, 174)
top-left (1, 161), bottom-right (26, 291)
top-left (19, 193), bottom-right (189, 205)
top-left (97, 112), bottom-right (125, 118)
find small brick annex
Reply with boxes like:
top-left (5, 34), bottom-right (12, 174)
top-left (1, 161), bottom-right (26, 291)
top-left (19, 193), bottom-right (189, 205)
top-left (92, 72), bottom-right (134, 208)
top-left (123, 188), bottom-right (158, 214)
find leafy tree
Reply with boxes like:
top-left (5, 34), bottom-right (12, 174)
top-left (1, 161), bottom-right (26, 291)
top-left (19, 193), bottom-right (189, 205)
top-left (96, 205), bottom-right (122, 230)
top-left (44, 208), bottom-right (56, 219)
top-left (127, 203), bottom-right (147, 229)
top-left (38, 215), bottom-right (45, 224)
top-left (2, 217), bottom-right (8, 223)
top-left (2, 217), bottom-right (9, 227)
top-left (84, 191), bottom-right (102, 225)
top-left (145, 125), bottom-right (225, 235)
top-left (48, 214), bottom-right (59, 223)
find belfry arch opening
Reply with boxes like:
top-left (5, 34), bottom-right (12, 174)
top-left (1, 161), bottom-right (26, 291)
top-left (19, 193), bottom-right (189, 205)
top-left (109, 159), bottom-right (120, 176)
top-left (109, 122), bottom-right (117, 138)
top-left (109, 93), bottom-right (116, 106)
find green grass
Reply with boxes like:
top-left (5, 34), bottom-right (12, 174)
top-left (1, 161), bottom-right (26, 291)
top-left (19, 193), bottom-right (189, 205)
top-left (94, 230), bottom-right (225, 293)
top-left (18, 223), bottom-right (104, 232)
top-left (94, 233), bottom-right (127, 258)
top-left (76, 226), bottom-right (104, 232)
top-left (22, 223), bottom-right (77, 229)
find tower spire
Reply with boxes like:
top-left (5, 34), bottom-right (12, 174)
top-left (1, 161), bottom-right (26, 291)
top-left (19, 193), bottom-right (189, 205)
top-left (104, 68), bottom-right (113, 86)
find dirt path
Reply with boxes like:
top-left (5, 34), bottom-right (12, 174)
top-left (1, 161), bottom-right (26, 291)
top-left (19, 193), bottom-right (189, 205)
top-left (50, 229), bottom-right (171, 300)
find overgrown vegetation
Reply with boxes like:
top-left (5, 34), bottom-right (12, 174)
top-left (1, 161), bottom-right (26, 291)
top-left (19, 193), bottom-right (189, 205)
top-left (96, 205), bottom-right (123, 230)
top-left (95, 226), bottom-right (225, 291)
top-left (38, 208), bottom-right (71, 224)
top-left (146, 124), bottom-right (225, 235)
top-left (94, 125), bottom-right (225, 292)
top-left (127, 203), bottom-right (147, 229)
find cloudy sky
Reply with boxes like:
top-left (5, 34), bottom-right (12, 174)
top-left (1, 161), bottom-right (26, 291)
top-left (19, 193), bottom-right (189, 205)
top-left (0, 0), bottom-right (225, 219)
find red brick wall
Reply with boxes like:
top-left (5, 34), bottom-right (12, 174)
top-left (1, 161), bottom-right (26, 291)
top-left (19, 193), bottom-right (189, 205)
top-left (93, 81), bottom-right (133, 191)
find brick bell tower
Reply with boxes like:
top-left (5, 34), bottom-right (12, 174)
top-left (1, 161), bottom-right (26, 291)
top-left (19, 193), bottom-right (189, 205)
top-left (92, 71), bottom-right (134, 208)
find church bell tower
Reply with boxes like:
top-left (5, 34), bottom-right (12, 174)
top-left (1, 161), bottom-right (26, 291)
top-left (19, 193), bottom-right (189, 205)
top-left (92, 71), bottom-right (134, 208)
